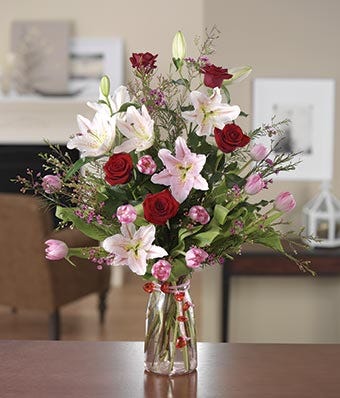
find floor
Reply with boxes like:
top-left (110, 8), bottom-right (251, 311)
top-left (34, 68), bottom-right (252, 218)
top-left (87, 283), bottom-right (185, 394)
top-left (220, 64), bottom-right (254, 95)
top-left (0, 271), bottom-right (203, 341)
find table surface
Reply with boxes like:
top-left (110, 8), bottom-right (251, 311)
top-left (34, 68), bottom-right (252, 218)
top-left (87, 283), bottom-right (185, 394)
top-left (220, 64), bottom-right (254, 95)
top-left (1, 341), bottom-right (340, 398)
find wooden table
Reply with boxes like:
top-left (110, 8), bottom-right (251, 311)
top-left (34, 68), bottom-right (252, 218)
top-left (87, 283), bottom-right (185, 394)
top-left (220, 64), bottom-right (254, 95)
top-left (1, 341), bottom-right (340, 397)
top-left (222, 245), bottom-right (340, 342)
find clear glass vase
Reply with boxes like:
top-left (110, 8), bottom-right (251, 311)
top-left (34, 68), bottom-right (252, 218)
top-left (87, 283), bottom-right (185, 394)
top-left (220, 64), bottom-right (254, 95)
top-left (144, 280), bottom-right (197, 376)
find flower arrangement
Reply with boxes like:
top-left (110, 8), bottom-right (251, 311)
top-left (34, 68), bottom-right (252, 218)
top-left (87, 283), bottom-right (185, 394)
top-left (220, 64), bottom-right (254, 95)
top-left (17, 27), bottom-right (311, 375)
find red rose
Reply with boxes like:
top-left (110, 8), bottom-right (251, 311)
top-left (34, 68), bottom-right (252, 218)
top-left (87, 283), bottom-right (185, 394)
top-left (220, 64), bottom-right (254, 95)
top-left (143, 190), bottom-right (179, 225)
top-left (129, 52), bottom-right (158, 74)
top-left (103, 153), bottom-right (133, 185)
top-left (201, 64), bottom-right (232, 88)
top-left (214, 124), bottom-right (250, 153)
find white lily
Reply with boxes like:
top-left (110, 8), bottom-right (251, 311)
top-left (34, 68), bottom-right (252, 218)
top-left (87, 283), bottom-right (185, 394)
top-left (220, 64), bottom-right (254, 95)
top-left (102, 224), bottom-right (168, 276)
top-left (182, 88), bottom-right (240, 136)
top-left (67, 111), bottom-right (116, 158)
top-left (87, 85), bottom-right (131, 119)
top-left (114, 105), bottom-right (155, 153)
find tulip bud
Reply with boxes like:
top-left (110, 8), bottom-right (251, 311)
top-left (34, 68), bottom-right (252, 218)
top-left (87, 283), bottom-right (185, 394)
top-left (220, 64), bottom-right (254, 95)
top-left (100, 75), bottom-right (110, 97)
top-left (223, 66), bottom-right (252, 85)
top-left (172, 31), bottom-right (186, 70)
top-left (116, 204), bottom-right (137, 224)
top-left (151, 259), bottom-right (172, 282)
top-left (274, 192), bottom-right (296, 213)
top-left (244, 174), bottom-right (266, 195)
top-left (42, 175), bottom-right (62, 194)
top-left (45, 239), bottom-right (68, 260)
top-left (250, 144), bottom-right (268, 161)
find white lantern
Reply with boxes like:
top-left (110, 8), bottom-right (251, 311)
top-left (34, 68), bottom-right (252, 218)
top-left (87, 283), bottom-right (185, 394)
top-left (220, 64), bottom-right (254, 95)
top-left (302, 182), bottom-right (340, 248)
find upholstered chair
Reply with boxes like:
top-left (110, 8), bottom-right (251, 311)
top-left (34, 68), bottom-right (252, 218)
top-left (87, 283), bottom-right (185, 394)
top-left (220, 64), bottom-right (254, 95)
top-left (0, 193), bottom-right (111, 340)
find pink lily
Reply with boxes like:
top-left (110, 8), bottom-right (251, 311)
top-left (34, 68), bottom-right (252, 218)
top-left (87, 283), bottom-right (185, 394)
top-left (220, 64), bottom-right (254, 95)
top-left (102, 224), bottom-right (167, 276)
top-left (151, 137), bottom-right (208, 203)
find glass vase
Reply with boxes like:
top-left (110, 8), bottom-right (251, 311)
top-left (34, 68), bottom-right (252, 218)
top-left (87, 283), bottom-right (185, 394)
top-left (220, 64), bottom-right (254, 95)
top-left (144, 280), bottom-right (197, 376)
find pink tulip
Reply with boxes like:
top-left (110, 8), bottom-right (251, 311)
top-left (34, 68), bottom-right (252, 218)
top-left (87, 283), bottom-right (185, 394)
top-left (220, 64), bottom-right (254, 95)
top-left (42, 175), bottom-right (62, 194)
top-left (250, 144), bottom-right (268, 161)
top-left (137, 155), bottom-right (157, 175)
top-left (188, 205), bottom-right (210, 225)
top-left (151, 259), bottom-right (172, 281)
top-left (274, 192), bottom-right (296, 212)
top-left (185, 247), bottom-right (209, 269)
top-left (45, 239), bottom-right (68, 260)
top-left (244, 174), bottom-right (265, 195)
top-left (116, 204), bottom-right (137, 224)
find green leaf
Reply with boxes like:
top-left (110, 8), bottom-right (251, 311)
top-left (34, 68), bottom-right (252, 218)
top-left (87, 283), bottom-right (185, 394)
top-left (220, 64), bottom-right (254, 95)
top-left (170, 258), bottom-right (191, 280)
top-left (221, 85), bottom-right (231, 104)
top-left (213, 204), bottom-right (229, 225)
top-left (225, 173), bottom-right (244, 189)
top-left (193, 229), bottom-right (220, 246)
top-left (116, 102), bottom-right (141, 113)
top-left (240, 111), bottom-right (249, 117)
top-left (65, 157), bottom-right (91, 181)
top-left (173, 78), bottom-right (189, 87)
top-left (171, 225), bottom-right (203, 257)
top-left (55, 206), bottom-right (110, 241)
top-left (254, 231), bottom-right (284, 252)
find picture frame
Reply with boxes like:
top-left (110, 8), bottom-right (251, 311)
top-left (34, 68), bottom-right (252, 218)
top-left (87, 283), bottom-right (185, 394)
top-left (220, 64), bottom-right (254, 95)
top-left (69, 37), bottom-right (124, 100)
top-left (252, 78), bottom-right (335, 181)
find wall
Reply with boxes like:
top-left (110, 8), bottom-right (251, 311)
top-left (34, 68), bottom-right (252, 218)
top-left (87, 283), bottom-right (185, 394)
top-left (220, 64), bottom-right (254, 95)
top-left (204, 0), bottom-right (340, 342)
top-left (0, 0), bottom-right (204, 81)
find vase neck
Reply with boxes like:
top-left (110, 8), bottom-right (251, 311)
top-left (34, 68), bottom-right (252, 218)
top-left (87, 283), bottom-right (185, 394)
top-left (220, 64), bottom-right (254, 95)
top-left (154, 280), bottom-right (190, 293)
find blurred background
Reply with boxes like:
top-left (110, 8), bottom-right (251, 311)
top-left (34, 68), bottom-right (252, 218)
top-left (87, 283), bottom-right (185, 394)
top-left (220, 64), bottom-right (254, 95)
top-left (0, 0), bottom-right (340, 343)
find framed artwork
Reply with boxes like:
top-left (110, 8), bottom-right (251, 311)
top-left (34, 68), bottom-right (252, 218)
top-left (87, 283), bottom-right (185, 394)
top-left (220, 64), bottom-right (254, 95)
top-left (69, 37), bottom-right (124, 100)
top-left (253, 78), bottom-right (335, 181)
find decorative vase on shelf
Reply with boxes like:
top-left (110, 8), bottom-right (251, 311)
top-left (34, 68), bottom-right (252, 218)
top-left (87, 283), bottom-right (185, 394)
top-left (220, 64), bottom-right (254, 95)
top-left (144, 280), bottom-right (197, 376)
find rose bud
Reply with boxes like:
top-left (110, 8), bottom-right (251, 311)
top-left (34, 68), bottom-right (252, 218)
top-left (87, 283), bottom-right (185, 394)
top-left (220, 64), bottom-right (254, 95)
top-left (214, 124), bottom-right (250, 153)
top-left (116, 204), bottom-right (137, 224)
top-left (250, 144), bottom-right (268, 161)
top-left (143, 189), bottom-right (179, 225)
top-left (201, 63), bottom-right (233, 88)
top-left (42, 175), bottom-right (62, 194)
top-left (274, 192), bottom-right (296, 213)
top-left (129, 52), bottom-right (158, 74)
top-left (188, 205), bottom-right (210, 225)
top-left (244, 174), bottom-right (266, 195)
top-left (151, 259), bottom-right (172, 282)
top-left (136, 155), bottom-right (157, 175)
top-left (185, 247), bottom-right (209, 269)
top-left (45, 239), bottom-right (68, 260)
top-left (103, 153), bottom-right (133, 185)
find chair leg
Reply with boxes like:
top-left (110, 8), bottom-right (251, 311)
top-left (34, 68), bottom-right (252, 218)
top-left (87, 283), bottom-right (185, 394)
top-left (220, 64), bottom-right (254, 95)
top-left (49, 309), bottom-right (60, 340)
top-left (99, 289), bottom-right (109, 324)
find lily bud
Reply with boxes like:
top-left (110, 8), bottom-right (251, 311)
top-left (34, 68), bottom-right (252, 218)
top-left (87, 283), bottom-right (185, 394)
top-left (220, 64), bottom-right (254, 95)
top-left (172, 31), bottom-right (186, 70)
top-left (100, 75), bottom-right (110, 97)
top-left (223, 66), bottom-right (252, 85)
